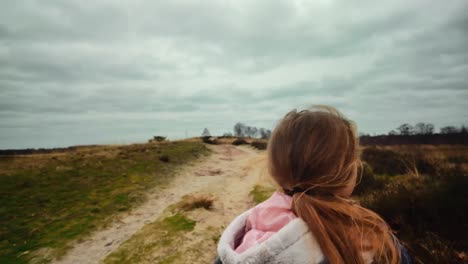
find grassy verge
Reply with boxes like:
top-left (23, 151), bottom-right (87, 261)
top-left (103, 194), bottom-right (219, 264)
top-left (103, 212), bottom-right (197, 264)
top-left (249, 185), bottom-right (275, 204)
top-left (0, 141), bottom-right (209, 264)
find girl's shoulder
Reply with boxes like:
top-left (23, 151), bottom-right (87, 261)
top-left (217, 206), bottom-right (325, 264)
top-left (391, 234), bottom-right (413, 264)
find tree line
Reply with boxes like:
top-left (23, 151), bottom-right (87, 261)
top-left (361, 123), bottom-right (468, 145)
top-left (201, 122), bottom-right (272, 139)
top-left (387, 123), bottom-right (467, 136)
top-left (200, 121), bottom-right (467, 145)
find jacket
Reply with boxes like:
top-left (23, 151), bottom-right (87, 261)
top-left (215, 209), bottom-right (412, 264)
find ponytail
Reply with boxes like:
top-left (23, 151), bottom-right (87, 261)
top-left (291, 193), bottom-right (400, 264)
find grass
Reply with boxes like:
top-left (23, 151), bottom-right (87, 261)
top-left (0, 141), bottom-right (209, 264)
top-left (161, 213), bottom-right (196, 232)
top-left (103, 212), bottom-right (197, 264)
top-left (103, 195), bottom-right (222, 264)
top-left (249, 185), bottom-right (276, 204)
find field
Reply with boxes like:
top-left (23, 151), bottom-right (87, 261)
top-left (1, 139), bottom-right (467, 264)
top-left (0, 141), bottom-right (209, 264)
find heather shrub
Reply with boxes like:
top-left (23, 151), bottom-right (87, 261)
top-left (446, 155), bottom-right (468, 164)
top-left (250, 141), bottom-right (267, 150)
top-left (232, 138), bottom-right (248, 146)
top-left (159, 154), bottom-right (170, 162)
top-left (353, 162), bottom-right (388, 195)
top-left (361, 147), bottom-right (406, 175)
top-left (360, 166), bottom-right (468, 263)
top-left (362, 147), bottom-right (441, 177)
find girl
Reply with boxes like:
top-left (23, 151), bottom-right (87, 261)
top-left (215, 106), bottom-right (411, 264)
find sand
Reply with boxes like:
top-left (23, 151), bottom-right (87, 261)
top-left (52, 144), bottom-right (267, 264)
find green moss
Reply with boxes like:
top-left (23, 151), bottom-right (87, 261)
top-left (250, 185), bottom-right (275, 204)
top-left (157, 252), bottom-right (182, 264)
top-left (103, 211), bottom-right (198, 264)
top-left (162, 213), bottom-right (196, 232)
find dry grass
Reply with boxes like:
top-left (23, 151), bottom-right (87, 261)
top-left (175, 195), bottom-right (215, 211)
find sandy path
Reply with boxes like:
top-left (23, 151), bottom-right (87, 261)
top-left (52, 144), bottom-right (264, 264)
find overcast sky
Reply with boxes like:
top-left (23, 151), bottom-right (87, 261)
top-left (1, 0), bottom-right (467, 149)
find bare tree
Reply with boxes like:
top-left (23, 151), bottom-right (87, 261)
top-left (440, 126), bottom-right (459, 134)
top-left (259, 128), bottom-right (267, 139)
top-left (248, 126), bottom-right (258, 138)
top-left (424, 123), bottom-right (435, 135)
top-left (259, 127), bottom-right (271, 139)
top-left (234, 123), bottom-right (246, 137)
top-left (397, 123), bottom-right (413, 135)
top-left (414, 122), bottom-right (435, 135)
top-left (234, 122), bottom-right (270, 138)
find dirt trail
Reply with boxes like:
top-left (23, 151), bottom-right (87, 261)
top-left (53, 144), bottom-right (265, 264)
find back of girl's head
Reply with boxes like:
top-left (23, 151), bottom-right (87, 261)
top-left (267, 106), bottom-right (400, 264)
top-left (267, 105), bottom-right (359, 195)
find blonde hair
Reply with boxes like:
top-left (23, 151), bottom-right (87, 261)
top-left (267, 106), bottom-right (400, 264)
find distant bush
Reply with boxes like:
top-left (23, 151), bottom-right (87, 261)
top-left (221, 132), bottom-right (233, 138)
top-left (250, 141), bottom-right (267, 150)
top-left (159, 154), bottom-right (170, 162)
top-left (232, 138), bottom-right (248, 146)
top-left (202, 136), bottom-right (218, 145)
top-left (153, 136), bottom-right (166, 142)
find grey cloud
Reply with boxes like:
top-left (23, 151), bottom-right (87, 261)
top-left (0, 0), bottom-right (467, 148)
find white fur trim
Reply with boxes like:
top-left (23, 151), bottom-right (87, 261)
top-left (218, 209), bottom-right (324, 264)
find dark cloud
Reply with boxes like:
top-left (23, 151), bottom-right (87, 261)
top-left (0, 0), bottom-right (467, 148)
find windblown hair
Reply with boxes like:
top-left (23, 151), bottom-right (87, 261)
top-left (267, 106), bottom-right (400, 264)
